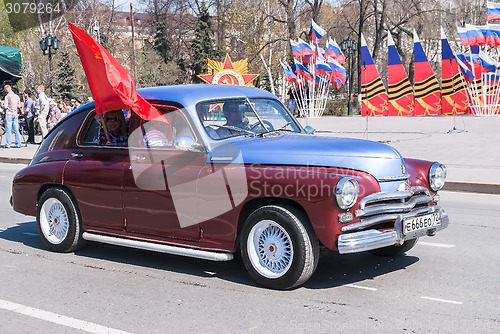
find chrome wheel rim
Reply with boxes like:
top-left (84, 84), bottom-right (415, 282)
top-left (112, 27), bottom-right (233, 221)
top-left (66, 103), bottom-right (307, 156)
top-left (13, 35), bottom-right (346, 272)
top-left (39, 198), bottom-right (69, 244)
top-left (247, 220), bottom-right (293, 278)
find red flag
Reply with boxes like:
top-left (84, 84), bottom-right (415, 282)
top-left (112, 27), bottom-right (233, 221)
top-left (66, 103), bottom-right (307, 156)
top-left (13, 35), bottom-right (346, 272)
top-left (68, 22), bottom-right (162, 120)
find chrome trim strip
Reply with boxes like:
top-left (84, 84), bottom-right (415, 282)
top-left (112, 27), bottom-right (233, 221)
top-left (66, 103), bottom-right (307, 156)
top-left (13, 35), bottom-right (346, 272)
top-left (355, 194), bottom-right (432, 217)
top-left (210, 157), bottom-right (235, 162)
top-left (378, 173), bottom-right (410, 181)
top-left (358, 186), bottom-right (430, 211)
top-left (338, 211), bottom-right (449, 254)
top-left (82, 232), bottom-right (234, 261)
top-left (343, 206), bottom-right (442, 232)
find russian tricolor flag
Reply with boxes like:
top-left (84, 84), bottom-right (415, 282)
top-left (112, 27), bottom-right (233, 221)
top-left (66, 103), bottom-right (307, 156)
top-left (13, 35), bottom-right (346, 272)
top-left (294, 60), bottom-right (313, 81)
top-left (290, 39), bottom-right (301, 59)
top-left (297, 38), bottom-right (314, 57)
top-left (487, 1), bottom-right (500, 22)
top-left (455, 54), bottom-right (475, 82)
top-left (281, 61), bottom-right (299, 84)
top-left (324, 38), bottom-right (345, 64)
top-left (311, 19), bottom-right (326, 44)
top-left (327, 58), bottom-right (346, 85)
top-left (483, 24), bottom-right (500, 46)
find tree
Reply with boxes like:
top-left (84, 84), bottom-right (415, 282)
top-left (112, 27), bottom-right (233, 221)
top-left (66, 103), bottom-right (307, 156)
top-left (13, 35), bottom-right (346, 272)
top-left (190, 1), bottom-right (221, 82)
top-left (54, 50), bottom-right (76, 99)
top-left (137, 44), bottom-right (184, 86)
top-left (153, 21), bottom-right (172, 63)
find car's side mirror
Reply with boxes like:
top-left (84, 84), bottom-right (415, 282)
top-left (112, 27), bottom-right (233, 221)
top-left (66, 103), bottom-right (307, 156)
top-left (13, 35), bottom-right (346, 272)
top-left (304, 125), bottom-right (315, 134)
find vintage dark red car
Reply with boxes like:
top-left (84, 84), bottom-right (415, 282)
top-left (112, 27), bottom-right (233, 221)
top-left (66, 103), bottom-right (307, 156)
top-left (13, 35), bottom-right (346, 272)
top-left (11, 85), bottom-right (449, 289)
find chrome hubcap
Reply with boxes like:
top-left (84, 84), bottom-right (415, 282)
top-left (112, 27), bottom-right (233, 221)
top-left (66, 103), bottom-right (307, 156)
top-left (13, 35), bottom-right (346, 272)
top-left (40, 198), bottom-right (69, 244)
top-left (247, 220), bottom-right (293, 278)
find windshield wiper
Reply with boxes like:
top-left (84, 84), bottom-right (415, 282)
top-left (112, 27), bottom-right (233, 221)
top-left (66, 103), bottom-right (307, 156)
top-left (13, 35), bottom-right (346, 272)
top-left (259, 122), bottom-right (294, 137)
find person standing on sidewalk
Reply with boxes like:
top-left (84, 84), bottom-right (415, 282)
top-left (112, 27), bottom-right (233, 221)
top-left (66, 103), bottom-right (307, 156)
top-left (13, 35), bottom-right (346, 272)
top-left (3, 85), bottom-right (22, 148)
top-left (23, 90), bottom-right (36, 144)
top-left (36, 85), bottom-right (49, 137)
top-left (47, 99), bottom-right (62, 131)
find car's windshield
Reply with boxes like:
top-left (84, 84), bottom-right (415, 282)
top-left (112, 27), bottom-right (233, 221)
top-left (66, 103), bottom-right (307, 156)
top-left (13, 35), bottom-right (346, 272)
top-left (196, 98), bottom-right (302, 140)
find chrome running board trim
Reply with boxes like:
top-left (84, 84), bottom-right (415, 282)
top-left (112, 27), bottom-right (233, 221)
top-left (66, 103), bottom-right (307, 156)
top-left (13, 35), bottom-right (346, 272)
top-left (82, 232), bottom-right (234, 261)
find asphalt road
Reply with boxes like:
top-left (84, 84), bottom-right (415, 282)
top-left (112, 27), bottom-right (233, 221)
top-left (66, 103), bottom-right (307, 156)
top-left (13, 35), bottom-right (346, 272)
top-left (0, 164), bottom-right (499, 334)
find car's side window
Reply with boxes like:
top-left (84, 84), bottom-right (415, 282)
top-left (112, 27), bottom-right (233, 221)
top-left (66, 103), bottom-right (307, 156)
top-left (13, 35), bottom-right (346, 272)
top-left (80, 114), bottom-right (102, 145)
top-left (131, 109), bottom-right (201, 151)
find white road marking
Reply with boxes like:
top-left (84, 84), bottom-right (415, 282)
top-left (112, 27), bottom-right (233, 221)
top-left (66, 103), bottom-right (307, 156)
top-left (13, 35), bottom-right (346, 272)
top-left (23, 232), bottom-right (39, 236)
top-left (0, 298), bottom-right (131, 334)
top-left (421, 296), bottom-right (463, 305)
top-left (418, 241), bottom-right (456, 248)
top-left (344, 284), bottom-right (377, 291)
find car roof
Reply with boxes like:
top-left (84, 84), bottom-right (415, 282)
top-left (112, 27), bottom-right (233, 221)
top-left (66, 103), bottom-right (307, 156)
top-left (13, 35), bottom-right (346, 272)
top-left (72, 84), bottom-right (279, 115)
top-left (137, 84), bottom-right (277, 107)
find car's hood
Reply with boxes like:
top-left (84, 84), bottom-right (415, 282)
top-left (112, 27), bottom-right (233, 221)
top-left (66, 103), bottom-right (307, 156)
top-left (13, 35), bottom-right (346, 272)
top-left (208, 134), bottom-right (407, 183)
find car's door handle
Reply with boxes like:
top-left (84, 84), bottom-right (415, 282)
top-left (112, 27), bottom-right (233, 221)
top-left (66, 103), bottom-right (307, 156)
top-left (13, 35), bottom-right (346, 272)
top-left (70, 152), bottom-right (83, 158)
top-left (130, 155), bottom-right (146, 162)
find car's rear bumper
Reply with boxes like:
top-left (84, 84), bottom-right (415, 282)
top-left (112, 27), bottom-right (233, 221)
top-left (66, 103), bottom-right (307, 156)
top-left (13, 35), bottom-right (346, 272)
top-left (337, 210), bottom-right (449, 254)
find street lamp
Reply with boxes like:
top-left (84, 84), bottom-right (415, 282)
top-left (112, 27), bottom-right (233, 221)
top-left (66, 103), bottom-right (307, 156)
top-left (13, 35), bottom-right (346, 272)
top-left (340, 37), bottom-right (358, 116)
top-left (39, 34), bottom-right (60, 96)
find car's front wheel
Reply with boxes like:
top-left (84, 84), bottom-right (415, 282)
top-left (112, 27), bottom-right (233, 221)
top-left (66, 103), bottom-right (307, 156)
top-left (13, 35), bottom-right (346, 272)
top-left (240, 205), bottom-right (319, 290)
top-left (37, 188), bottom-right (84, 253)
top-left (369, 238), bottom-right (418, 257)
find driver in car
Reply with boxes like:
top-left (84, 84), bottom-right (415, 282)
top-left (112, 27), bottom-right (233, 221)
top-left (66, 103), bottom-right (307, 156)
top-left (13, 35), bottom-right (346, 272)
top-left (216, 101), bottom-right (249, 138)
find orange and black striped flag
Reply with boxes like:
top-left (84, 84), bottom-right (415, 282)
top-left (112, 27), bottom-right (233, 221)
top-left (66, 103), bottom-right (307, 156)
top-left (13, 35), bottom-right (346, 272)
top-left (413, 30), bottom-right (441, 116)
top-left (387, 32), bottom-right (414, 116)
top-left (360, 34), bottom-right (388, 116)
top-left (441, 27), bottom-right (470, 115)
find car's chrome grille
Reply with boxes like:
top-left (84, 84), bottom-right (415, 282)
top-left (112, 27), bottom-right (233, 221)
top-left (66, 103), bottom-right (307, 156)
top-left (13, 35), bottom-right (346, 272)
top-left (341, 186), bottom-right (436, 232)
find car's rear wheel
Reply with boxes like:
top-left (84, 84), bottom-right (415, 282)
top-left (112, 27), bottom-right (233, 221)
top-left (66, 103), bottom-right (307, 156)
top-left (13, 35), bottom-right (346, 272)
top-left (369, 238), bottom-right (418, 257)
top-left (240, 205), bottom-right (319, 290)
top-left (37, 188), bottom-right (84, 253)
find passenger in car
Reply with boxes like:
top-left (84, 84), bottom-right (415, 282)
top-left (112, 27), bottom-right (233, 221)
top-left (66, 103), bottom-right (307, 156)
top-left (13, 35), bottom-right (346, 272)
top-left (100, 110), bottom-right (128, 146)
top-left (142, 120), bottom-right (171, 147)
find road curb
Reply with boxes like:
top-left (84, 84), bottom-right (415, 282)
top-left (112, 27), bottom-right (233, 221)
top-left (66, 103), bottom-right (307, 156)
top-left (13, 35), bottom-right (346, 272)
top-left (443, 182), bottom-right (500, 195)
top-left (0, 157), bottom-right (31, 165)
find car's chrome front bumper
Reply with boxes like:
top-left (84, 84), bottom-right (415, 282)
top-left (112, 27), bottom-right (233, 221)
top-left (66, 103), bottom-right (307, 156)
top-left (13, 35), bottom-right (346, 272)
top-left (337, 210), bottom-right (449, 254)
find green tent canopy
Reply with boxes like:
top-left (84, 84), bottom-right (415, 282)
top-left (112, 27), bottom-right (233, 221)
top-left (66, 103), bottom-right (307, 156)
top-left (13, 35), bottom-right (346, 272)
top-left (0, 44), bottom-right (22, 84)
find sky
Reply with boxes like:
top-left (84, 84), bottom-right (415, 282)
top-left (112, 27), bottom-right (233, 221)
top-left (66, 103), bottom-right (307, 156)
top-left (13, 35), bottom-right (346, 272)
top-left (115, 0), bottom-right (146, 12)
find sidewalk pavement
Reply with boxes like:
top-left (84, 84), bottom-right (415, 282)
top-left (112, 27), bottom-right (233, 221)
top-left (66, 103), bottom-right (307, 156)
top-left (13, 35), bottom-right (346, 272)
top-left (299, 115), bottom-right (500, 195)
top-left (1, 115), bottom-right (499, 194)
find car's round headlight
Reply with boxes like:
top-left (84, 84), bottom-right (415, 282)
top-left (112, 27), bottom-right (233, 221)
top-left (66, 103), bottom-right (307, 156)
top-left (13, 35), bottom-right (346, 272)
top-left (429, 162), bottom-right (446, 191)
top-left (335, 177), bottom-right (359, 210)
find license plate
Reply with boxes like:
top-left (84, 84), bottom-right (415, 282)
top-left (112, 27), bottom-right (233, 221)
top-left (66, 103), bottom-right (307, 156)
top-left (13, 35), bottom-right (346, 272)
top-left (403, 212), bottom-right (441, 235)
